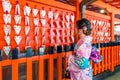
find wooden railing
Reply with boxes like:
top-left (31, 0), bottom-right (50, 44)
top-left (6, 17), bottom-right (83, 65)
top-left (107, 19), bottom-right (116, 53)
top-left (1, 42), bottom-right (120, 80)
top-left (92, 42), bottom-right (120, 75)
top-left (0, 51), bottom-right (73, 80)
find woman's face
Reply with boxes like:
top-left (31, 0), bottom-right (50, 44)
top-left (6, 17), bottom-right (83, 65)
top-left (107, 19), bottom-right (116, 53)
top-left (77, 29), bottom-right (83, 38)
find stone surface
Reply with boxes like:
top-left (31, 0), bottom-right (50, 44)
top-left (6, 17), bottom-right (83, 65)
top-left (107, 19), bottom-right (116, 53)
top-left (104, 71), bottom-right (120, 80)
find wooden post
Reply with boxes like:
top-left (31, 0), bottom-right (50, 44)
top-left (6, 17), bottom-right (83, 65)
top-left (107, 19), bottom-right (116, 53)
top-left (110, 13), bottom-right (115, 42)
top-left (119, 44), bottom-right (120, 65)
top-left (57, 54), bottom-right (62, 80)
top-left (102, 46), bottom-right (105, 72)
top-left (110, 43), bottom-right (114, 72)
top-left (116, 44), bottom-right (118, 66)
top-left (12, 60), bottom-right (18, 80)
top-left (38, 56), bottom-right (44, 80)
top-left (75, 0), bottom-right (81, 42)
top-left (27, 58), bottom-right (32, 80)
top-left (48, 55), bottom-right (54, 80)
top-left (108, 45), bottom-right (111, 70)
top-left (109, 13), bottom-right (115, 71)
top-left (105, 46), bottom-right (108, 70)
top-left (98, 48), bottom-right (101, 73)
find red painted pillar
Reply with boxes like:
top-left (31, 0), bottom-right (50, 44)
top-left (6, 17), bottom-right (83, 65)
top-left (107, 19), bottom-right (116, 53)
top-left (38, 56), bottom-right (44, 80)
top-left (12, 60), bottom-right (18, 80)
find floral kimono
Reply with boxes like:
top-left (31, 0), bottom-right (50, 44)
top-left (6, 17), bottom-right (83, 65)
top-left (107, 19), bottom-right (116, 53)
top-left (68, 36), bottom-right (102, 80)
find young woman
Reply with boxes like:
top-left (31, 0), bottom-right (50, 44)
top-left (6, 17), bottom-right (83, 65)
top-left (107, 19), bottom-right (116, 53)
top-left (68, 18), bottom-right (102, 80)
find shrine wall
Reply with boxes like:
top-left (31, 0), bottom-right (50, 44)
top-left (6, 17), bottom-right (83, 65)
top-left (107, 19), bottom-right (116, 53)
top-left (0, 0), bottom-right (76, 55)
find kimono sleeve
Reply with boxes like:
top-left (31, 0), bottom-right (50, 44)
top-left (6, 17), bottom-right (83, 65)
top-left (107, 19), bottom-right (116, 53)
top-left (90, 46), bottom-right (102, 64)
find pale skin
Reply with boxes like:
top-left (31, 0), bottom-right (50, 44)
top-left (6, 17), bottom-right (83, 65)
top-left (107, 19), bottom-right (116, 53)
top-left (77, 29), bottom-right (86, 39)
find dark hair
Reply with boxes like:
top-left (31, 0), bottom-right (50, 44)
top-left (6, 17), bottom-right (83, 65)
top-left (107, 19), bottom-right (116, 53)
top-left (76, 18), bottom-right (92, 35)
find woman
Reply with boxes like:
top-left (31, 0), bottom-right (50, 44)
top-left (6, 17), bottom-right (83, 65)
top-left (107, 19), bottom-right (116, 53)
top-left (68, 18), bottom-right (102, 80)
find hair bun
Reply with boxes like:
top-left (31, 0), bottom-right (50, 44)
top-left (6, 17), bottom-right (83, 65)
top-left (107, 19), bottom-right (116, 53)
top-left (76, 18), bottom-right (92, 35)
top-left (83, 29), bottom-right (92, 35)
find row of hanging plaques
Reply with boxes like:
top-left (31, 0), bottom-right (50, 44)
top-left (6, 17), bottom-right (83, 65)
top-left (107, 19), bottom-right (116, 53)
top-left (85, 14), bottom-right (111, 43)
top-left (1, 0), bottom-right (75, 56)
